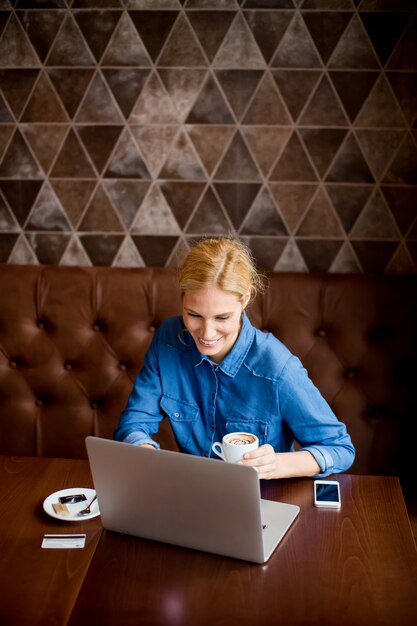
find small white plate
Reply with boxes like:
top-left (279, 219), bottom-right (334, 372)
top-left (43, 488), bottom-right (100, 521)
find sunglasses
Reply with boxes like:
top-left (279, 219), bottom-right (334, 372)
top-left (58, 494), bottom-right (87, 504)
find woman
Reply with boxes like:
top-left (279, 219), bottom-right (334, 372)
top-left (114, 238), bottom-right (355, 479)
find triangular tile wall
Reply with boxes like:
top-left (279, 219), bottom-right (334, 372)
top-left (0, 1), bottom-right (416, 273)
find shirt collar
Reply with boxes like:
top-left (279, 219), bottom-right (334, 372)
top-left (185, 311), bottom-right (255, 378)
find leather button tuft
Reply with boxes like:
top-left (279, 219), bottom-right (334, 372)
top-left (9, 360), bottom-right (17, 368)
top-left (346, 370), bottom-right (355, 379)
top-left (371, 327), bottom-right (385, 341)
top-left (369, 407), bottom-right (386, 419)
top-left (119, 363), bottom-right (127, 371)
top-left (318, 329), bottom-right (326, 337)
top-left (149, 325), bottom-right (156, 333)
top-left (93, 324), bottom-right (100, 332)
top-left (64, 362), bottom-right (72, 371)
top-left (35, 399), bottom-right (43, 407)
top-left (37, 321), bottom-right (45, 330)
top-left (91, 402), bottom-right (98, 410)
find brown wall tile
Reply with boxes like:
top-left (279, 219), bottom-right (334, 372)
top-left (0, 4), bottom-right (416, 273)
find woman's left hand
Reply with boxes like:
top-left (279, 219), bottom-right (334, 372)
top-left (239, 446), bottom-right (322, 480)
top-left (238, 444), bottom-right (277, 480)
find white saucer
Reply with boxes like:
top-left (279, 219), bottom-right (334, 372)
top-left (43, 488), bottom-right (100, 521)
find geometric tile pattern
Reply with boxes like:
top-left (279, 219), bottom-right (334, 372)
top-left (0, 1), bottom-right (416, 274)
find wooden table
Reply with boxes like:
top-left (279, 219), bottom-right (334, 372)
top-left (0, 456), bottom-right (102, 626)
top-left (1, 457), bottom-right (416, 626)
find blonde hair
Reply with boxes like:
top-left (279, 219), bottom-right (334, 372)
top-left (178, 238), bottom-right (265, 303)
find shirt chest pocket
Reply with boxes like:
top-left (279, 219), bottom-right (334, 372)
top-left (160, 395), bottom-right (199, 450)
top-left (225, 407), bottom-right (269, 447)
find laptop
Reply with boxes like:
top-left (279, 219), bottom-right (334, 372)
top-left (85, 436), bottom-right (300, 564)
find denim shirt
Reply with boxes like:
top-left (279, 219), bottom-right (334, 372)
top-left (114, 313), bottom-right (355, 477)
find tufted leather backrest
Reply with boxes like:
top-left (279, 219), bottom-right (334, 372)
top-left (0, 266), bottom-right (416, 498)
top-left (0, 266), bottom-right (182, 459)
top-left (250, 273), bottom-right (417, 497)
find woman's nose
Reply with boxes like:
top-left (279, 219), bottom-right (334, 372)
top-left (201, 320), bottom-right (216, 338)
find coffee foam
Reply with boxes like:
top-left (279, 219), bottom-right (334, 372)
top-left (226, 434), bottom-right (255, 446)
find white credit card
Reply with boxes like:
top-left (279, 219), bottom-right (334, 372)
top-left (41, 534), bottom-right (86, 549)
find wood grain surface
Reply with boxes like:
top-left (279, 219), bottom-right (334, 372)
top-left (0, 456), bottom-right (102, 626)
top-left (68, 474), bottom-right (417, 626)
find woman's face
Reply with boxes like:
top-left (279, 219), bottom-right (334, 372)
top-left (182, 286), bottom-right (248, 364)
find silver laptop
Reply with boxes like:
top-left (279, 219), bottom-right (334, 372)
top-left (85, 436), bottom-right (300, 564)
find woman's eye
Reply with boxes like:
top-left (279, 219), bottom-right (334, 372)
top-left (187, 313), bottom-right (229, 321)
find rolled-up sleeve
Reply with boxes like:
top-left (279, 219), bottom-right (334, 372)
top-left (278, 356), bottom-right (355, 476)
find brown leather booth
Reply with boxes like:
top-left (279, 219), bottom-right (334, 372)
top-left (1, 265), bottom-right (416, 533)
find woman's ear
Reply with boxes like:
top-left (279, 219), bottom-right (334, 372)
top-left (242, 290), bottom-right (251, 309)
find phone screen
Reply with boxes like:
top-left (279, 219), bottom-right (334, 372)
top-left (316, 483), bottom-right (339, 503)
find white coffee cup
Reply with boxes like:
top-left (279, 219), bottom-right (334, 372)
top-left (211, 432), bottom-right (259, 463)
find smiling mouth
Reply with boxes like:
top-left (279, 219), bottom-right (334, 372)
top-left (198, 337), bottom-right (223, 347)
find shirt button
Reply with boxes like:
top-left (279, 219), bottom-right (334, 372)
top-left (210, 423), bottom-right (215, 430)
top-left (174, 412), bottom-right (180, 417)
